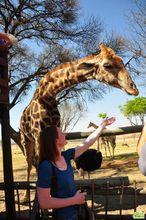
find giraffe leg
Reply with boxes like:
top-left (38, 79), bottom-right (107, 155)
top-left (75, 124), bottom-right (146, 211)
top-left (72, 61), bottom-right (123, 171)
top-left (24, 140), bottom-right (39, 203)
top-left (97, 139), bottom-right (100, 151)
top-left (23, 156), bottom-right (32, 203)
top-left (21, 133), bottom-right (34, 203)
top-left (111, 143), bottom-right (116, 159)
top-left (107, 142), bottom-right (112, 158)
top-left (103, 144), bottom-right (107, 158)
top-left (112, 146), bottom-right (115, 159)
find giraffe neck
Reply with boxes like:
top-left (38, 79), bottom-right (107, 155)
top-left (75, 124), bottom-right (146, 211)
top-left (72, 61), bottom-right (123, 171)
top-left (34, 54), bottom-right (100, 99)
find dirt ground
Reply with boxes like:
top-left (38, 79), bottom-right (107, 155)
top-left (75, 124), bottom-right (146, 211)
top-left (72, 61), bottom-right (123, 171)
top-left (0, 133), bottom-right (146, 216)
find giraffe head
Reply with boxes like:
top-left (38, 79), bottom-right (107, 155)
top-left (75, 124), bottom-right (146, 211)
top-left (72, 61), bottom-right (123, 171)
top-left (97, 43), bottom-right (139, 95)
top-left (78, 43), bottom-right (138, 96)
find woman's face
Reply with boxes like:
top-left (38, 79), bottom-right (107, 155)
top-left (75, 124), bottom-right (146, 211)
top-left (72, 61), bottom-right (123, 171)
top-left (56, 127), bottom-right (67, 149)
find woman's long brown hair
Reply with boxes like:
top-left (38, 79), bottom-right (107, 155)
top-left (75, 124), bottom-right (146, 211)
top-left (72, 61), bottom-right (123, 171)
top-left (38, 126), bottom-right (59, 164)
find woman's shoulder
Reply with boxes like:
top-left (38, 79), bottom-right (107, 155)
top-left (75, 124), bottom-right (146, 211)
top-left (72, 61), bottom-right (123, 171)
top-left (38, 160), bottom-right (52, 170)
top-left (37, 160), bottom-right (53, 188)
top-left (62, 148), bottom-right (75, 160)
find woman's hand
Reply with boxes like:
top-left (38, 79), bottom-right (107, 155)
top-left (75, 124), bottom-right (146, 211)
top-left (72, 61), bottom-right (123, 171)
top-left (73, 190), bottom-right (87, 205)
top-left (101, 117), bottom-right (116, 128)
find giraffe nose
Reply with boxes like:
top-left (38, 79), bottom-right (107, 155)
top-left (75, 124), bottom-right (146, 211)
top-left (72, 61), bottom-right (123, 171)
top-left (130, 82), bottom-right (139, 92)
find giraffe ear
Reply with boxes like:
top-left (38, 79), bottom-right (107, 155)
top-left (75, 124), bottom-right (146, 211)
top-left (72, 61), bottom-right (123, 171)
top-left (77, 62), bottom-right (95, 70)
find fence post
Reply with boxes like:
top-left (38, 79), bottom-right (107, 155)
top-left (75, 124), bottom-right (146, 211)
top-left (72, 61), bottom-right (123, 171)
top-left (0, 33), bottom-right (16, 220)
top-left (105, 181), bottom-right (109, 218)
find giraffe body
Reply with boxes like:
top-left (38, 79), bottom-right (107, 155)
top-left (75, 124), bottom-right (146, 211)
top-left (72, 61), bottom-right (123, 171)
top-left (20, 44), bottom-right (138, 200)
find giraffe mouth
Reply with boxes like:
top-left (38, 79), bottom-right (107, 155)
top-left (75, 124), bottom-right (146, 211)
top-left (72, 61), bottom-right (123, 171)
top-left (110, 82), bottom-right (139, 96)
top-left (122, 87), bottom-right (139, 96)
top-left (111, 79), bottom-right (139, 96)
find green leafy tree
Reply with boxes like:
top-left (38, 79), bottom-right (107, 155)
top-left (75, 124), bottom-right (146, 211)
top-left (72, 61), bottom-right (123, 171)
top-left (98, 113), bottom-right (108, 119)
top-left (119, 97), bottom-right (146, 125)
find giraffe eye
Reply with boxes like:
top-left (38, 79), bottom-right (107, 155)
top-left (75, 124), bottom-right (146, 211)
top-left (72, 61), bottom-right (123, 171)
top-left (103, 63), bottom-right (112, 69)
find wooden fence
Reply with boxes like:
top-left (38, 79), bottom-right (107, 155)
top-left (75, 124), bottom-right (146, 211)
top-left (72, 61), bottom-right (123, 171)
top-left (0, 177), bottom-right (146, 219)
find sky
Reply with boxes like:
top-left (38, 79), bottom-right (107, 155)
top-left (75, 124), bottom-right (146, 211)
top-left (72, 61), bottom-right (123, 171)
top-left (7, 0), bottom-right (146, 133)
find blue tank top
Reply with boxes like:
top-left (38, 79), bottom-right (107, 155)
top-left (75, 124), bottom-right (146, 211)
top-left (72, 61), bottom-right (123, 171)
top-left (37, 148), bottom-right (78, 219)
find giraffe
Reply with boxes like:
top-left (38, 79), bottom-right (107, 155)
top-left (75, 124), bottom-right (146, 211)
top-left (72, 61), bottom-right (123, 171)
top-left (20, 43), bottom-right (138, 199)
top-left (88, 121), bottom-right (116, 158)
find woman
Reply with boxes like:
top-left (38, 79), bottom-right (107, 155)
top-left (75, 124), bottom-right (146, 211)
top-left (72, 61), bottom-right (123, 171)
top-left (37, 117), bottom-right (115, 220)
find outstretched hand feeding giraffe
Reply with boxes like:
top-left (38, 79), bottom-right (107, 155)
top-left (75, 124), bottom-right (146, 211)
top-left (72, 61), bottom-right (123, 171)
top-left (20, 43), bottom-right (138, 200)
